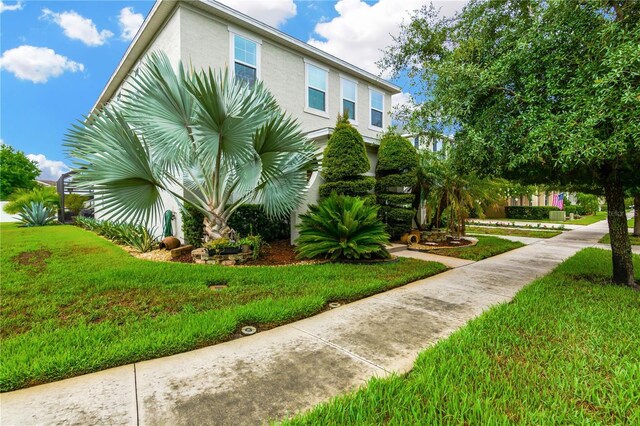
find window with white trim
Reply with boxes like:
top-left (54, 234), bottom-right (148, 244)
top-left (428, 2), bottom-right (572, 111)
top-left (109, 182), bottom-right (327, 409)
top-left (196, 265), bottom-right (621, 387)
top-left (369, 89), bottom-right (384, 129)
top-left (232, 33), bottom-right (259, 85)
top-left (340, 77), bottom-right (357, 122)
top-left (306, 63), bottom-right (328, 113)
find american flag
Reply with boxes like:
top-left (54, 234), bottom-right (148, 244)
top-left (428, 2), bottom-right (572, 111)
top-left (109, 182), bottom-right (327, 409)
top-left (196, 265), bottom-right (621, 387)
top-left (552, 193), bottom-right (564, 210)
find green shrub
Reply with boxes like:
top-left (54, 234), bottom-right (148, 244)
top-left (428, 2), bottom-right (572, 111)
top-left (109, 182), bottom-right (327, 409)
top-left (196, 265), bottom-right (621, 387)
top-left (73, 217), bottom-right (156, 253)
top-left (321, 115), bottom-right (369, 182)
top-left (3, 186), bottom-right (59, 214)
top-left (576, 193), bottom-right (600, 215)
top-left (64, 194), bottom-right (90, 215)
top-left (375, 172), bottom-right (418, 192)
top-left (318, 177), bottom-right (375, 199)
top-left (18, 202), bottom-right (56, 227)
top-left (227, 204), bottom-right (290, 242)
top-left (505, 206), bottom-right (559, 220)
top-left (295, 194), bottom-right (390, 260)
top-left (181, 203), bottom-right (205, 247)
top-left (319, 115), bottom-right (372, 199)
top-left (375, 133), bottom-right (418, 239)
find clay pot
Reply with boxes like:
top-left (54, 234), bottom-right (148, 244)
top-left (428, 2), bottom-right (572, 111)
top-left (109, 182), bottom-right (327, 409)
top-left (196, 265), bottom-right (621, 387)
top-left (159, 236), bottom-right (181, 250)
top-left (400, 233), bottom-right (419, 244)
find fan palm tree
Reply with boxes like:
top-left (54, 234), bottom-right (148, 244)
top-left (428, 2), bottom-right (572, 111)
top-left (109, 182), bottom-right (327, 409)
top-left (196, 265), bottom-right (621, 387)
top-left (66, 52), bottom-right (317, 240)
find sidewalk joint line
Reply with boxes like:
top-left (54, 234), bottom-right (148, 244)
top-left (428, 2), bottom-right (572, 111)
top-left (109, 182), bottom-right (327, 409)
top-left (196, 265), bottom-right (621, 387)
top-left (133, 363), bottom-right (140, 426)
top-left (290, 325), bottom-right (390, 374)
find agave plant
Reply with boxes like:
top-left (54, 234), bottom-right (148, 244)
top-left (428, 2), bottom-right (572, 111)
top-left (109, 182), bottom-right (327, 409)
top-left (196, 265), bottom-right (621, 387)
top-left (18, 202), bottom-right (56, 227)
top-left (66, 51), bottom-right (316, 241)
top-left (295, 194), bottom-right (390, 260)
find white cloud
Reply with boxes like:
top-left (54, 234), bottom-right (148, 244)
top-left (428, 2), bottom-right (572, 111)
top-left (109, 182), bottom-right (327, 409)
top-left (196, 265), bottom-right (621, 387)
top-left (308, 0), bottom-right (467, 75)
top-left (27, 154), bottom-right (70, 181)
top-left (392, 92), bottom-right (413, 109)
top-left (118, 7), bottom-right (144, 41)
top-left (218, 0), bottom-right (296, 28)
top-left (0, 45), bottom-right (84, 83)
top-left (41, 8), bottom-right (113, 46)
top-left (0, 1), bottom-right (23, 13)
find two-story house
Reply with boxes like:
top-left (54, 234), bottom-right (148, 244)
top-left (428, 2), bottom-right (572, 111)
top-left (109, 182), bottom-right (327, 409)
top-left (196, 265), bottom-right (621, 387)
top-left (91, 0), bottom-right (401, 241)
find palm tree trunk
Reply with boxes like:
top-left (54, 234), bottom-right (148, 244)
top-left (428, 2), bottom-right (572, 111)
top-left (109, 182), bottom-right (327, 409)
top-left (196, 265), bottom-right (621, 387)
top-left (203, 214), bottom-right (232, 240)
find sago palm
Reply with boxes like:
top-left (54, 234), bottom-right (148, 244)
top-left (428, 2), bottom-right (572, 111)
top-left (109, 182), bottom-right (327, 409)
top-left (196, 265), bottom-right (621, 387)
top-left (66, 52), bottom-right (317, 240)
top-left (295, 194), bottom-right (390, 260)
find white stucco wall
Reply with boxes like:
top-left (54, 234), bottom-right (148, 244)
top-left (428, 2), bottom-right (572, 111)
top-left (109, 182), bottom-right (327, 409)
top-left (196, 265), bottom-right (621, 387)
top-left (178, 6), bottom-right (393, 139)
top-left (97, 8), bottom-right (185, 241)
top-left (0, 201), bottom-right (20, 223)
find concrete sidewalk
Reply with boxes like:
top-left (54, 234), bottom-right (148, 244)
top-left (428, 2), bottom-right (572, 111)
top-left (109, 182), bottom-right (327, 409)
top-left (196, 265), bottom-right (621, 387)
top-left (0, 220), bottom-right (611, 426)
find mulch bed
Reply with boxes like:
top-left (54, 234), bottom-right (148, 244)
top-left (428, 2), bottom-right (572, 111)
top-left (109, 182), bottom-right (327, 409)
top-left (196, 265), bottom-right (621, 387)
top-left (408, 238), bottom-right (476, 252)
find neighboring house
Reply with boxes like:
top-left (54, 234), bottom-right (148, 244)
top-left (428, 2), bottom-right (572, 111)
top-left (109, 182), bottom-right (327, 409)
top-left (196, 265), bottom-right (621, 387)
top-left (91, 0), bottom-right (401, 241)
top-left (36, 180), bottom-right (57, 187)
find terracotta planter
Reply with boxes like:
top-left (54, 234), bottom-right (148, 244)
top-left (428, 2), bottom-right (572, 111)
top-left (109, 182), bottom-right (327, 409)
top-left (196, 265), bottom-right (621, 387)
top-left (400, 233), bottom-right (419, 244)
top-left (159, 237), bottom-right (180, 250)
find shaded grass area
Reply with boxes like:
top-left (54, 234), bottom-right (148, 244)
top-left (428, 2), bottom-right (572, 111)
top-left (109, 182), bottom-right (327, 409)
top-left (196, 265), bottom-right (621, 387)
top-left (285, 248), bottom-right (640, 425)
top-left (431, 236), bottom-right (524, 261)
top-left (484, 211), bottom-right (607, 226)
top-left (0, 224), bottom-right (447, 392)
top-left (599, 233), bottom-right (640, 245)
top-left (467, 226), bottom-right (561, 238)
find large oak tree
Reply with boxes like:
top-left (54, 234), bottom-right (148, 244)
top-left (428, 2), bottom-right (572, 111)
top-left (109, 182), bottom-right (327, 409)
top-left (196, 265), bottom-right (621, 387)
top-left (383, 0), bottom-right (639, 288)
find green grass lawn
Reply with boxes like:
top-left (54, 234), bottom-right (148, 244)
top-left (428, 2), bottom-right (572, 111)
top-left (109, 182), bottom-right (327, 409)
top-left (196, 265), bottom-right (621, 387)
top-left (480, 211), bottom-right (607, 226)
top-left (599, 233), bottom-right (640, 245)
top-left (466, 225), bottom-right (562, 239)
top-left (0, 223), bottom-right (447, 392)
top-left (285, 248), bottom-right (640, 425)
top-left (430, 236), bottom-right (524, 261)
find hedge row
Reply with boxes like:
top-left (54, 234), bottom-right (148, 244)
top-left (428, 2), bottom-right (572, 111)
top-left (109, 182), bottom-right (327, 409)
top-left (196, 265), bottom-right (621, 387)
top-left (181, 203), bottom-right (290, 245)
top-left (505, 206), bottom-right (559, 220)
top-left (227, 204), bottom-right (290, 241)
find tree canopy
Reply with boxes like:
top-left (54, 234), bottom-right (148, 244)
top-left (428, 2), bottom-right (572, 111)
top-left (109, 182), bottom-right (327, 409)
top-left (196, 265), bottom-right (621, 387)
top-left (383, 0), bottom-right (640, 287)
top-left (0, 145), bottom-right (40, 200)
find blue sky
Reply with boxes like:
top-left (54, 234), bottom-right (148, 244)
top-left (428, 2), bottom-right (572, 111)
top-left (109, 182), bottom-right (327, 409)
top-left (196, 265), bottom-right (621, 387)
top-left (0, 0), bottom-right (464, 179)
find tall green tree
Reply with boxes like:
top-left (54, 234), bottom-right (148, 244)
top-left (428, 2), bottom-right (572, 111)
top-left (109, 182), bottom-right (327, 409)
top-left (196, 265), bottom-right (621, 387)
top-left (375, 132), bottom-right (418, 239)
top-left (383, 0), bottom-right (640, 288)
top-left (319, 114), bottom-right (374, 202)
top-left (0, 145), bottom-right (40, 199)
top-left (66, 52), bottom-right (317, 240)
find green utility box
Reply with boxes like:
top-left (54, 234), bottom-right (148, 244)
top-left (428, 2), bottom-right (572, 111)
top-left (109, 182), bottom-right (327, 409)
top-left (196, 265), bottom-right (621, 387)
top-left (549, 211), bottom-right (566, 222)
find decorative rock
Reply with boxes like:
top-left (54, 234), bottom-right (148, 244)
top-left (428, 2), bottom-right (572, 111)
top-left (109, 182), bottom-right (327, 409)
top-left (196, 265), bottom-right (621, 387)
top-left (328, 302), bottom-right (341, 309)
top-left (221, 260), bottom-right (236, 266)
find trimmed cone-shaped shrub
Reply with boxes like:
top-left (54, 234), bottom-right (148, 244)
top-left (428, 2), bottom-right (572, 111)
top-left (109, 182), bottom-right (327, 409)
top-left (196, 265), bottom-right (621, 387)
top-left (375, 132), bottom-right (418, 239)
top-left (320, 115), bottom-right (373, 199)
top-left (295, 193), bottom-right (390, 260)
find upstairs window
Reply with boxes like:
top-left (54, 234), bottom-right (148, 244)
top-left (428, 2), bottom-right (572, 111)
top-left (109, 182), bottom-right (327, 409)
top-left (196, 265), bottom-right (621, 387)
top-left (231, 33), bottom-right (260, 85)
top-left (306, 63), bottom-right (328, 113)
top-left (341, 77), bottom-right (357, 122)
top-left (369, 89), bottom-right (384, 129)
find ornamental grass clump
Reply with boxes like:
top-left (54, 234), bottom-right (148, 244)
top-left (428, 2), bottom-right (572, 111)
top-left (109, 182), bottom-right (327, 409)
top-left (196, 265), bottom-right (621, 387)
top-left (295, 194), bottom-right (390, 261)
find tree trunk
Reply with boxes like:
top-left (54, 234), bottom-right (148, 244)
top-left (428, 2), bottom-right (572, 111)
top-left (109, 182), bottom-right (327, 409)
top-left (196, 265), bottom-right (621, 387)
top-left (604, 180), bottom-right (637, 288)
top-left (203, 215), bottom-right (232, 241)
top-left (634, 192), bottom-right (640, 237)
